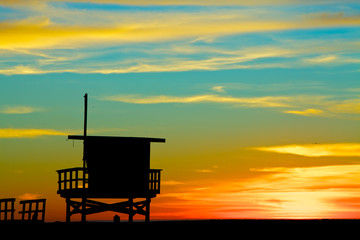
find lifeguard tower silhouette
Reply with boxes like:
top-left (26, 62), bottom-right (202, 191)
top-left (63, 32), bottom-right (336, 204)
top-left (57, 94), bottom-right (165, 222)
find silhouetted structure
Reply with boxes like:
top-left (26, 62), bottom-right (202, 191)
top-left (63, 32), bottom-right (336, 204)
top-left (19, 199), bottom-right (46, 222)
top-left (0, 198), bottom-right (46, 222)
top-left (57, 94), bottom-right (165, 222)
top-left (0, 198), bottom-right (15, 221)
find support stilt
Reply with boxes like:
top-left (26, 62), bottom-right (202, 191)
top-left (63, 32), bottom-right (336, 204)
top-left (66, 198), bottom-right (71, 223)
top-left (145, 198), bottom-right (151, 223)
top-left (81, 197), bottom-right (87, 223)
top-left (129, 197), bottom-right (133, 223)
top-left (64, 197), bottom-right (152, 223)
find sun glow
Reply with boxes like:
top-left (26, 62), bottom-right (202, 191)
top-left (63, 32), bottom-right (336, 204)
top-left (152, 165), bottom-right (360, 219)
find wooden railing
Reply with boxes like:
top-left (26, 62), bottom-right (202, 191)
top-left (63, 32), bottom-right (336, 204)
top-left (19, 199), bottom-right (46, 222)
top-left (57, 167), bottom-right (89, 192)
top-left (57, 167), bottom-right (162, 194)
top-left (149, 169), bottom-right (162, 194)
top-left (0, 198), bottom-right (15, 221)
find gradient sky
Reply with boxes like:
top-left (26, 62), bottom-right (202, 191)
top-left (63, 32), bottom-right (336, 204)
top-left (0, 0), bottom-right (360, 221)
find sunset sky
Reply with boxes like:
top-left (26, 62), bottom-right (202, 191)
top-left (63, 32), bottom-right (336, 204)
top-left (0, 0), bottom-right (360, 221)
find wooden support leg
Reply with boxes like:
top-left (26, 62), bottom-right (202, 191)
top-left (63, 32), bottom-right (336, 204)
top-left (66, 198), bottom-right (71, 223)
top-left (128, 198), bottom-right (133, 223)
top-left (63, 198), bottom-right (153, 223)
top-left (81, 197), bottom-right (87, 223)
top-left (145, 198), bottom-right (151, 223)
top-left (21, 203), bottom-right (25, 221)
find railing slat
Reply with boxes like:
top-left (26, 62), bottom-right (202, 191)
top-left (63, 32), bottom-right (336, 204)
top-left (75, 169), bottom-right (78, 189)
top-left (69, 170), bottom-right (73, 189)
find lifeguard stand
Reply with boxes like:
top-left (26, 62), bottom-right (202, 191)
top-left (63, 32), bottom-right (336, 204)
top-left (57, 94), bottom-right (165, 222)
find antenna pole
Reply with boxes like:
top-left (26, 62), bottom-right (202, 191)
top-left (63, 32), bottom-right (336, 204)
top-left (83, 93), bottom-right (88, 169)
top-left (84, 93), bottom-right (88, 137)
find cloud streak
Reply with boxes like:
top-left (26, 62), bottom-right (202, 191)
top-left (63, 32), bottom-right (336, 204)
top-left (1, 2), bottom-right (359, 76)
top-left (253, 143), bottom-right (360, 157)
top-left (100, 93), bottom-right (360, 119)
top-left (0, 106), bottom-right (45, 114)
top-left (1, 41), bottom-right (359, 75)
top-left (0, 128), bottom-right (68, 138)
top-left (283, 108), bottom-right (325, 116)
top-left (18, 193), bottom-right (42, 200)
top-left (0, 2), bottom-right (359, 77)
top-left (211, 86), bottom-right (226, 93)
top-left (101, 94), bottom-right (292, 108)
top-left (2, 0), bottom-right (360, 7)
top-left (1, 6), bottom-right (360, 51)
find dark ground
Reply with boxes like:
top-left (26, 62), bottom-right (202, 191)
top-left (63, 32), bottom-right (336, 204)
top-left (1, 219), bottom-right (359, 237)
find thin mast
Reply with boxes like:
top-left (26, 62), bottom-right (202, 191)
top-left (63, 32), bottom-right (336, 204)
top-left (83, 93), bottom-right (88, 168)
top-left (84, 93), bottom-right (88, 137)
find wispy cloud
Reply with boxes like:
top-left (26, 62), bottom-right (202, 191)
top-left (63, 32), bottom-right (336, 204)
top-left (195, 169), bottom-right (214, 173)
top-left (0, 105), bottom-right (45, 114)
top-left (211, 86), bottom-right (226, 93)
top-left (282, 97), bottom-right (360, 118)
top-left (303, 54), bottom-right (360, 65)
top-left (2, 0), bottom-right (360, 7)
top-left (305, 55), bottom-right (338, 64)
top-left (162, 180), bottom-right (185, 186)
top-left (100, 94), bottom-right (292, 108)
top-left (253, 143), bottom-right (360, 157)
top-left (100, 93), bottom-right (360, 119)
top-left (1, 41), bottom-right (358, 75)
top-left (283, 108), bottom-right (325, 116)
top-left (0, 14), bottom-right (290, 50)
top-left (195, 166), bottom-right (218, 173)
top-left (18, 193), bottom-right (41, 200)
top-left (0, 2), bottom-right (359, 76)
top-left (1, 6), bottom-right (360, 51)
top-left (0, 128), bottom-right (68, 138)
top-left (329, 99), bottom-right (360, 114)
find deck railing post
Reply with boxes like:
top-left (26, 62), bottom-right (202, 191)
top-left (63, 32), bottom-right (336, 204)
top-left (4, 201), bottom-right (8, 221)
top-left (28, 202), bottom-right (32, 220)
top-left (75, 169), bottom-right (78, 189)
top-left (10, 199), bottom-right (14, 220)
top-left (40, 200), bottom-right (45, 222)
top-left (21, 202), bottom-right (25, 221)
top-left (69, 170), bottom-right (73, 190)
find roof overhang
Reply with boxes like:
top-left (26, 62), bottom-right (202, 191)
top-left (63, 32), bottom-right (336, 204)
top-left (68, 135), bottom-right (166, 143)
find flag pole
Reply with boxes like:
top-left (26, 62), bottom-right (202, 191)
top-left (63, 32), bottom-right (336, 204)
top-left (83, 93), bottom-right (88, 169)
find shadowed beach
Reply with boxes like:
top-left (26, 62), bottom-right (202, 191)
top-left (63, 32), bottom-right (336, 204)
top-left (1, 219), bottom-right (360, 236)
